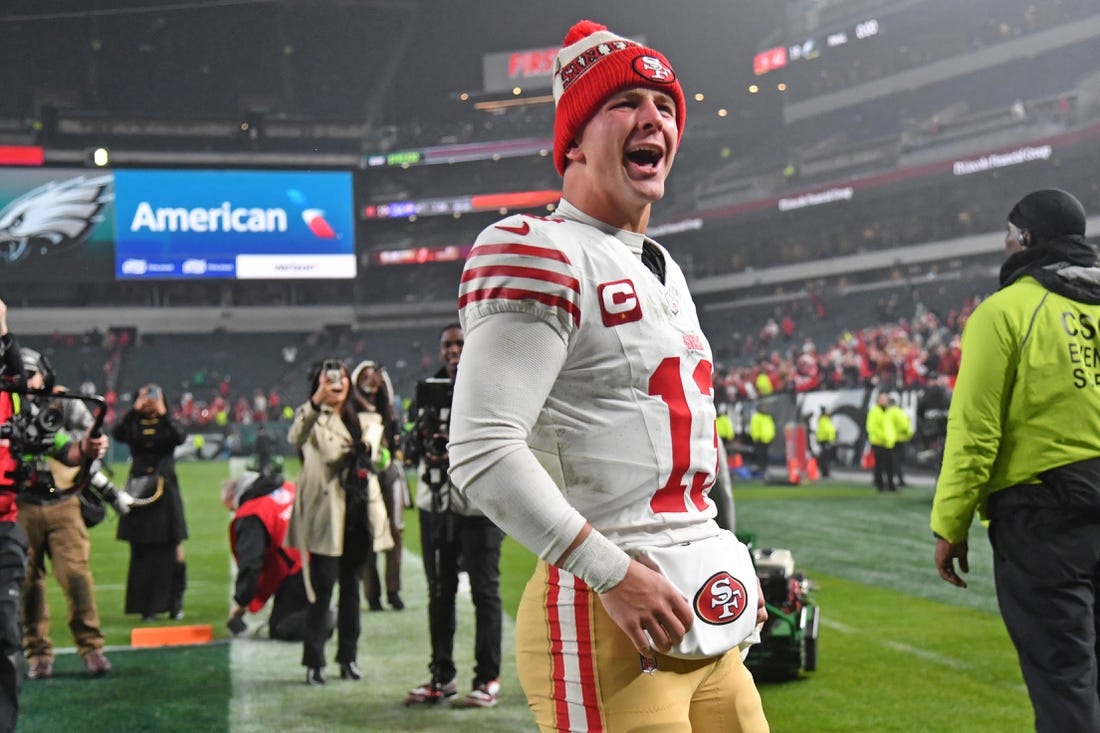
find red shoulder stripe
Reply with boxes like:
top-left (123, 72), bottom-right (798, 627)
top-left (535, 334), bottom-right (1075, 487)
top-left (461, 265), bottom-right (580, 293)
top-left (458, 286), bottom-right (581, 326)
top-left (471, 242), bottom-right (572, 264)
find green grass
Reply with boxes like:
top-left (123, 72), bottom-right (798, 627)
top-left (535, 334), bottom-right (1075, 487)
top-left (736, 481), bottom-right (1031, 732)
top-left (22, 465), bottom-right (1034, 732)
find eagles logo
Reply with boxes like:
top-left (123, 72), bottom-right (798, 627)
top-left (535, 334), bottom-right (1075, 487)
top-left (0, 174), bottom-right (113, 266)
top-left (693, 571), bottom-right (749, 625)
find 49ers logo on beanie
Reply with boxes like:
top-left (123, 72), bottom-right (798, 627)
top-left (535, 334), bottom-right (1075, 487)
top-left (552, 20), bottom-right (686, 175)
top-left (633, 55), bottom-right (676, 84)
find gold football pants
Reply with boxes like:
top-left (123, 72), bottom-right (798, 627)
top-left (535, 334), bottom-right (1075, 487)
top-left (516, 560), bottom-right (769, 733)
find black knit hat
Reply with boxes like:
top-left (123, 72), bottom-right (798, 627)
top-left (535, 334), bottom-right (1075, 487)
top-left (1007, 188), bottom-right (1087, 242)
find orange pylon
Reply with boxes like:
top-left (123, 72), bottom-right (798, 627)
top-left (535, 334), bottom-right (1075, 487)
top-left (787, 458), bottom-right (801, 485)
top-left (806, 456), bottom-right (820, 481)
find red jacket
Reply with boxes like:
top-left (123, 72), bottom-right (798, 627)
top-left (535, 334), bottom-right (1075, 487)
top-left (0, 392), bottom-right (19, 521)
top-left (230, 482), bottom-right (302, 612)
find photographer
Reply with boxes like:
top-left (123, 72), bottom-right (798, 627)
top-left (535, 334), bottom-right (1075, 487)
top-left (403, 324), bottom-right (504, 708)
top-left (112, 383), bottom-right (189, 621)
top-left (0, 303), bottom-right (108, 730)
top-left (0, 300), bottom-right (27, 732)
top-left (286, 359), bottom-right (393, 685)
top-left (351, 360), bottom-right (407, 612)
top-left (16, 348), bottom-right (117, 679)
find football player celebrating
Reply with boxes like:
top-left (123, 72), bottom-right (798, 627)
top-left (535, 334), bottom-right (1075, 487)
top-left (449, 19), bottom-right (769, 733)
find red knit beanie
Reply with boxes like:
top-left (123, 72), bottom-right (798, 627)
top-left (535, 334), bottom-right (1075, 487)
top-left (552, 20), bottom-right (686, 175)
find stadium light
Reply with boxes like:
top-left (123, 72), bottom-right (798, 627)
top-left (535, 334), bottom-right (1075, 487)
top-left (90, 147), bottom-right (110, 167)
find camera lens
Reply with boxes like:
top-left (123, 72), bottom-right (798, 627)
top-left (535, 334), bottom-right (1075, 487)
top-left (35, 407), bottom-right (63, 432)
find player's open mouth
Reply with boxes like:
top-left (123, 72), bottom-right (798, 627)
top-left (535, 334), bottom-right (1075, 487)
top-left (624, 144), bottom-right (663, 173)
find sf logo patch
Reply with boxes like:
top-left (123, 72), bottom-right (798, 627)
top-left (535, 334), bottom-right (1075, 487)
top-left (598, 279), bottom-right (643, 326)
top-left (693, 571), bottom-right (748, 625)
top-left (632, 54), bottom-right (676, 84)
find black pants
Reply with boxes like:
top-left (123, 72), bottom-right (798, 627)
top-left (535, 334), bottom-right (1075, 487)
top-left (752, 442), bottom-right (769, 473)
top-left (0, 523), bottom-right (27, 733)
top-left (418, 510), bottom-right (504, 687)
top-left (891, 444), bottom-right (906, 484)
top-left (871, 445), bottom-right (895, 490)
top-left (270, 572), bottom-right (309, 642)
top-left (817, 443), bottom-right (833, 477)
top-left (989, 470), bottom-right (1100, 732)
top-left (302, 503), bottom-right (369, 668)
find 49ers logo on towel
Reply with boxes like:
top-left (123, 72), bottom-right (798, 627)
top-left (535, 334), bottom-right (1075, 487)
top-left (693, 571), bottom-right (749, 625)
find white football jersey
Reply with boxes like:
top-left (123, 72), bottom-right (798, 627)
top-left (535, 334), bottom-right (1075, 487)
top-left (458, 201), bottom-right (719, 549)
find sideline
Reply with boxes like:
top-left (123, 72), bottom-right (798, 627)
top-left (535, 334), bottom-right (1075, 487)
top-left (228, 549), bottom-right (530, 733)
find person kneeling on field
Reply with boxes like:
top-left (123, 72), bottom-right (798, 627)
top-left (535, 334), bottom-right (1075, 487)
top-left (224, 456), bottom-right (323, 641)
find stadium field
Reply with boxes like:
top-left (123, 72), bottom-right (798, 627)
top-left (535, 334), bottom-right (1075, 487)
top-left (23, 461), bottom-right (1032, 732)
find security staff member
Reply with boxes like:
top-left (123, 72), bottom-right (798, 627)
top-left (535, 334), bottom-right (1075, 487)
top-left (748, 403), bottom-right (776, 476)
top-left (815, 407), bottom-right (837, 478)
top-left (865, 392), bottom-right (897, 491)
top-left (932, 189), bottom-right (1100, 732)
top-left (886, 397), bottom-right (912, 487)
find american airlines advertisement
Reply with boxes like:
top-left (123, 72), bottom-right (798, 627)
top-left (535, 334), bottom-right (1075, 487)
top-left (113, 170), bottom-right (355, 280)
top-left (0, 168), bottom-right (355, 281)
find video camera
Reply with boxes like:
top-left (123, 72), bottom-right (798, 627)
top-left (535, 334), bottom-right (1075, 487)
top-left (0, 382), bottom-right (130, 513)
top-left (0, 402), bottom-right (63, 456)
top-left (406, 378), bottom-right (453, 489)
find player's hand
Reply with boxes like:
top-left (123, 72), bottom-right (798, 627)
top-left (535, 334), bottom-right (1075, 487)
top-left (935, 536), bottom-right (969, 588)
top-left (598, 557), bottom-right (693, 657)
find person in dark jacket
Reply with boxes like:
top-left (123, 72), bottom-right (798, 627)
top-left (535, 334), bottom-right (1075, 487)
top-left (932, 189), bottom-right (1100, 732)
top-left (112, 383), bottom-right (188, 621)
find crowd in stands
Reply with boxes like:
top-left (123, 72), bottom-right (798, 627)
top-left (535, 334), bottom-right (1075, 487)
top-left (712, 285), bottom-right (983, 406)
top-left (29, 275), bottom-right (990, 441)
top-left (28, 322), bottom-right (448, 437)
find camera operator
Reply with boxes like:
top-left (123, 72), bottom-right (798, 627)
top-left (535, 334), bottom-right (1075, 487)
top-left (403, 324), bottom-right (504, 708)
top-left (0, 307), bottom-right (108, 731)
top-left (15, 348), bottom-right (116, 680)
top-left (0, 299), bottom-right (28, 733)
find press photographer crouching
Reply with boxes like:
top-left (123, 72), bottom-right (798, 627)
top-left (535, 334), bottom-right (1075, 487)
top-left (403, 323), bottom-right (504, 708)
top-left (224, 454), bottom-right (319, 641)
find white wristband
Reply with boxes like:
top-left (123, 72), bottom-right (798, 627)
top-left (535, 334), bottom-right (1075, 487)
top-left (560, 530), bottom-right (631, 594)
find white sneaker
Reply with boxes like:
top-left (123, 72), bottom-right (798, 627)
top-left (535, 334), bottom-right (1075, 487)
top-left (454, 679), bottom-right (500, 708)
top-left (404, 677), bottom-right (457, 705)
